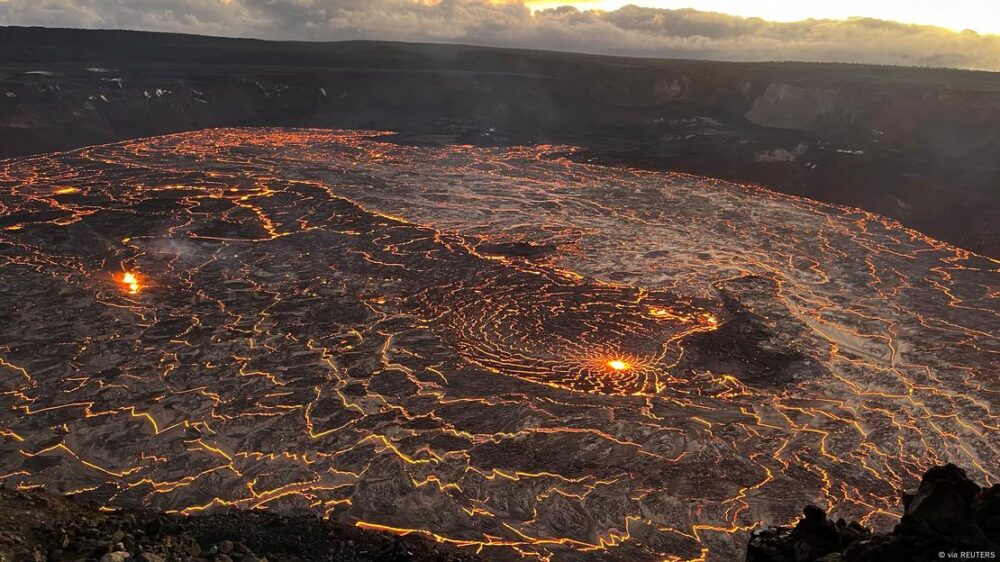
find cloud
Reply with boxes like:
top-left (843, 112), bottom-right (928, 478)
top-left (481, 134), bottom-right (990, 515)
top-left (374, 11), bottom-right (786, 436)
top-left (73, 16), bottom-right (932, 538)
top-left (5, 0), bottom-right (1000, 71)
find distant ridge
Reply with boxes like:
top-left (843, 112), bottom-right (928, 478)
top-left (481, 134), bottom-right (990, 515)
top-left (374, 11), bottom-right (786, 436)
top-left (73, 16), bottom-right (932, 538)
top-left (1, 26), bottom-right (998, 256)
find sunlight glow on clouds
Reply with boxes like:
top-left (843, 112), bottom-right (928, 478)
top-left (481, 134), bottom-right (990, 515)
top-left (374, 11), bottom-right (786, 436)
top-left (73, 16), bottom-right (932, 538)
top-left (3, 0), bottom-right (999, 71)
top-left (523, 1), bottom-right (1000, 36)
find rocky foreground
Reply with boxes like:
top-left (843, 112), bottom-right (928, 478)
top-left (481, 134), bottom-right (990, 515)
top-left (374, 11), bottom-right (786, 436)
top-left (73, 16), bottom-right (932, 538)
top-left (0, 488), bottom-right (482, 562)
top-left (747, 464), bottom-right (1000, 562)
top-left (1, 465), bottom-right (998, 562)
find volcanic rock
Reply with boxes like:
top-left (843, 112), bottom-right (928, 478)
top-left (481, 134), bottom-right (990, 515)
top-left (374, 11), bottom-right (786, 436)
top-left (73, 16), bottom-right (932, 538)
top-left (2, 27), bottom-right (1000, 257)
top-left (746, 505), bottom-right (870, 562)
top-left (747, 464), bottom-right (1000, 562)
top-left (0, 487), bottom-right (482, 562)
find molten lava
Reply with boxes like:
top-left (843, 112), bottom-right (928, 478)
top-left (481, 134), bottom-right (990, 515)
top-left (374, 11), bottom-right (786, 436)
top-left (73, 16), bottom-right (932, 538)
top-left (0, 128), bottom-right (995, 562)
top-left (606, 359), bottom-right (630, 372)
top-left (119, 271), bottom-right (140, 294)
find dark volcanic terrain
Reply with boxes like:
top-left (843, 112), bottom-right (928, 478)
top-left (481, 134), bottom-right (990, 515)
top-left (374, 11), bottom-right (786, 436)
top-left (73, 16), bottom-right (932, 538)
top-left (0, 129), bottom-right (997, 562)
top-left (0, 485), bottom-right (484, 562)
top-left (1, 27), bottom-right (999, 256)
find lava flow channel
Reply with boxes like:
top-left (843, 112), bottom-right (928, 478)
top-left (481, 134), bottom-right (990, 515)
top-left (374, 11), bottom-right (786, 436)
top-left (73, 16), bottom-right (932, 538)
top-left (0, 128), bottom-right (997, 562)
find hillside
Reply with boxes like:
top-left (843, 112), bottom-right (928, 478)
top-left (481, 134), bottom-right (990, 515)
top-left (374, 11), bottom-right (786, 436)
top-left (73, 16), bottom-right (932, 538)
top-left (0, 26), bottom-right (998, 255)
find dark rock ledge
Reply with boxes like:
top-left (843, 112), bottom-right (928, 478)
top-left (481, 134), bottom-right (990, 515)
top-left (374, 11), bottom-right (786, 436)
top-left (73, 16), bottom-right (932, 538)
top-left (747, 464), bottom-right (1000, 562)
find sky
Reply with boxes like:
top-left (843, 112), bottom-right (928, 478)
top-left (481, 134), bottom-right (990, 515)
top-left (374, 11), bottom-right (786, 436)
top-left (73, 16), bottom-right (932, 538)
top-left (523, 1), bottom-right (1000, 35)
top-left (1, 0), bottom-right (999, 71)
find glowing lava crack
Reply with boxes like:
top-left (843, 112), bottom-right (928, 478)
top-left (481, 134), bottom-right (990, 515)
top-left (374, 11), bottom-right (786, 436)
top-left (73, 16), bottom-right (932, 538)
top-left (0, 128), bottom-right (996, 562)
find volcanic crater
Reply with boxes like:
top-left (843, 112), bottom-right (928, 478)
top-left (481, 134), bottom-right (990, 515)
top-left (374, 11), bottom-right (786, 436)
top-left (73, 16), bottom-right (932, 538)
top-left (0, 128), bottom-right (997, 562)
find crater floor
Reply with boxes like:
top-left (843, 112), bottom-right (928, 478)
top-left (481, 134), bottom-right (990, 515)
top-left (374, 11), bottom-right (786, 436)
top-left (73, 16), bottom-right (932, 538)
top-left (0, 129), bottom-right (996, 562)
